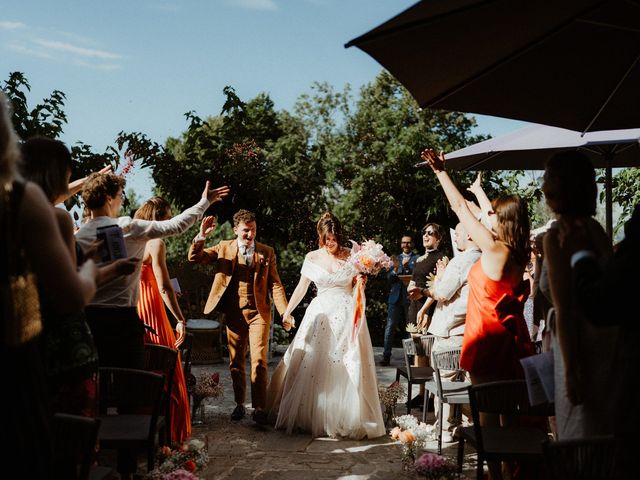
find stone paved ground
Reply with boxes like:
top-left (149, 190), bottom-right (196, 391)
top-left (186, 346), bottom-right (478, 480)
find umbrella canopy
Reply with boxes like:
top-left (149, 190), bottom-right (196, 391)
top-left (443, 124), bottom-right (640, 235)
top-left (346, 0), bottom-right (640, 134)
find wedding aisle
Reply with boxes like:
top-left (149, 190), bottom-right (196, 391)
top-left (185, 346), bottom-right (477, 479)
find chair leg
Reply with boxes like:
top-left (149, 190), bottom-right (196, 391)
top-left (437, 399), bottom-right (444, 455)
top-left (406, 383), bottom-right (413, 414)
top-left (457, 436), bottom-right (465, 473)
top-left (421, 392), bottom-right (430, 423)
top-left (476, 455), bottom-right (483, 480)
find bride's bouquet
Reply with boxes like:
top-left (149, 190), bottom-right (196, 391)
top-left (348, 240), bottom-right (393, 342)
top-left (347, 239), bottom-right (394, 276)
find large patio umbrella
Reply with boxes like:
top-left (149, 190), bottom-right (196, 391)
top-left (442, 124), bottom-right (640, 235)
top-left (345, 0), bottom-right (640, 134)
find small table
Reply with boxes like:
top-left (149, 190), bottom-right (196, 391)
top-left (186, 319), bottom-right (223, 365)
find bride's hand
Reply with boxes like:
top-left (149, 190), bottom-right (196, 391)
top-left (283, 315), bottom-right (295, 331)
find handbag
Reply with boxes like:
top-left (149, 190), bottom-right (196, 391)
top-left (1, 180), bottom-right (42, 346)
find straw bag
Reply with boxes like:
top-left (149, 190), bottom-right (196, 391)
top-left (1, 180), bottom-right (42, 346)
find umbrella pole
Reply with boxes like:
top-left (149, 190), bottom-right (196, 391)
top-left (605, 154), bottom-right (612, 239)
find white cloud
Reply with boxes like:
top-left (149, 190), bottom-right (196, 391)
top-left (232, 0), bottom-right (278, 11)
top-left (7, 43), bottom-right (56, 60)
top-left (33, 38), bottom-right (122, 60)
top-left (0, 20), bottom-right (27, 30)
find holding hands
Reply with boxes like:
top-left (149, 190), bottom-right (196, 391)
top-left (282, 314), bottom-right (296, 332)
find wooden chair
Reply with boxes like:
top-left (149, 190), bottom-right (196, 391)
top-left (53, 413), bottom-right (115, 480)
top-left (543, 435), bottom-right (617, 480)
top-left (396, 337), bottom-right (434, 414)
top-left (143, 343), bottom-right (178, 445)
top-left (97, 367), bottom-right (164, 473)
top-left (422, 347), bottom-right (471, 453)
top-left (457, 379), bottom-right (554, 479)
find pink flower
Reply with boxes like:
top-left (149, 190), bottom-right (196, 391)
top-left (390, 426), bottom-right (402, 440)
top-left (257, 253), bottom-right (265, 265)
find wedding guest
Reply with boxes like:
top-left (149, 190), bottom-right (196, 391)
top-left (20, 136), bottom-right (137, 416)
top-left (405, 222), bottom-right (446, 408)
top-left (381, 234), bottom-right (418, 366)
top-left (423, 222), bottom-right (480, 442)
top-left (566, 203), bottom-right (639, 478)
top-left (76, 173), bottom-right (228, 479)
top-left (421, 148), bottom-right (534, 479)
top-left (266, 212), bottom-right (385, 439)
top-left (135, 196), bottom-right (191, 443)
top-left (188, 209), bottom-right (288, 424)
top-left (540, 150), bottom-right (617, 440)
top-left (0, 91), bottom-right (97, 478)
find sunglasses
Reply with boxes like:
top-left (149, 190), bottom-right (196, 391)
top-left (422, 229), bottom-right (436, 237)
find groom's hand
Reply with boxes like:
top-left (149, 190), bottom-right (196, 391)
top-left (200, 216), bottom-right (217, 237)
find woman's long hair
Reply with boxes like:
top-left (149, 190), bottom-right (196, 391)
top-left (492, 194), bottom-right (531, 267)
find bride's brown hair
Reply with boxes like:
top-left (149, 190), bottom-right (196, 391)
top-left (316, 211), bottom-right (344, 247)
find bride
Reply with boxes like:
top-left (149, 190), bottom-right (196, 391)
top-left (266, 212), bottom-right (385, 439)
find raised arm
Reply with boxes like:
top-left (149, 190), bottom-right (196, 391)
top-left (58, 165), bottom-right (113, 205)
top-left (420, 148), bottom-right (509, 277)
top-left (467, 172), bottom-right (493, 217)
top-left (128, 182), bottom-right (230, 240)
top-left (187, 216), bottom-right (219, 264)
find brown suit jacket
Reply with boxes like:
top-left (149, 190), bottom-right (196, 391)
top-left (187, 238), bottom-right (288, 324)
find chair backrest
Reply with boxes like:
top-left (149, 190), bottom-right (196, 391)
top-left (402, 337), bottom-right (417, 378)
top-left (543, 436), bottom-right (617, 480)
top-left (431, 347), bottom-right (464, 395)
top-left (98, 367), bottom-right (164, 421)
top-left (469, 379), bottom-right (554, 420)
top-left (53, 413), bottom-right (100, 480)
top-left (143, 343), bottom-right (178, 420)
top-left (420, 334), bottom-right (436, 358)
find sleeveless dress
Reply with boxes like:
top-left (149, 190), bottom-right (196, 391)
top-left (266, 259), bottom-right (385, 439)
top-left (137, 263), bottom-right (191, 443)
top-left (461, 260), bottom-right (533, 379)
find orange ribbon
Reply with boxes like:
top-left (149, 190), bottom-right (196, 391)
top-left (351, 276), bottom-right (366, 342)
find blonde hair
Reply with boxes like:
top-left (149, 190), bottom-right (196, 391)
top-left (316, 211), bottom-right (344, 247)
top-left (134, 196), bottom-right (171, 221)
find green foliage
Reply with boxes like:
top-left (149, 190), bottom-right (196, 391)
top-left (611, 167), bottom-right (640, 235)
top-left (2, 72), bottom-right (67, 140)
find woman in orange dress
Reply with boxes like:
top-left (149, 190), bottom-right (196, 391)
top-left (135, 197), bottom-right (191, 444)
top-left (421, 149), bottom-right (535, 480)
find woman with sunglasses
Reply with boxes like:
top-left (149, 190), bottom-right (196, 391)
top-left (421, 148), bottom-right (535, 478)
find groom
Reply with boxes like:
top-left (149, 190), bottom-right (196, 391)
top-left (188, 209), bottom-right (288, 423)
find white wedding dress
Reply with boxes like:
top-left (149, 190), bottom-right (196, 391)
top-left (266, 259), bottom-right (385, 439)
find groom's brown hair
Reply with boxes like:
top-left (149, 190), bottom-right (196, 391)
top-left (233, 209), bottom-right (256, 227)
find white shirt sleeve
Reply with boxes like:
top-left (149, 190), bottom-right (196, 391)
top-left (120, 197), bottom-right (210, 240)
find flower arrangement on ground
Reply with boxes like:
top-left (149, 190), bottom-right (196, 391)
top-left (379, 381), bottom-right (406, 428)
top-left (146, 438), bottom-right (208, 479)
top-left (414, 452), bottom-right (458, 480)
top-left (188, 372), bottom-right (224, 423)
top-left (390, 415), bottom-right (435, 469)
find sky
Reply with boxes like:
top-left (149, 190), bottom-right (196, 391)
top-left (1, 0), bottom-right (530, 200)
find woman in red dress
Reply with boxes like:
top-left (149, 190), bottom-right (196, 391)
top-left (135, 197), bottom-right (191, 443)
top-left (421, 149), bottom-right (535, 479)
